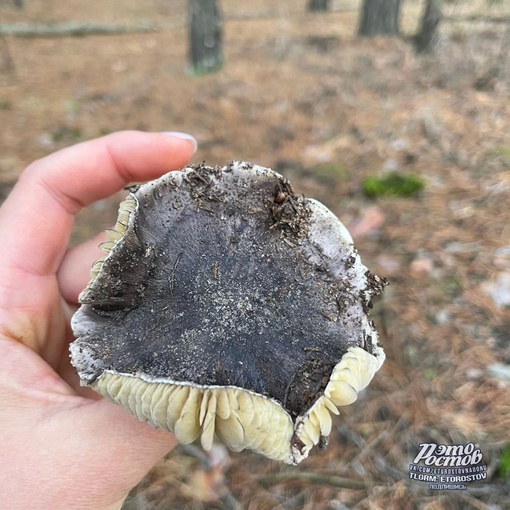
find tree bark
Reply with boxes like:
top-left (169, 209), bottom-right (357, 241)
top-left (188, 0), bottom-right (223, 76)
top-left (358, 0), bottom-right (401, 37)
top-left (414, 0), bottom-right (441, 53)
top-left (474, 20), bottom-right (510, 90)
top-left (0, 36), bottom-right (16, 86)
top-left (307, 0), bottom-right (330, 12)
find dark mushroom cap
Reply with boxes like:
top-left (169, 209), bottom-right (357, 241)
top-left (70, 162), bottom-right (386, 464)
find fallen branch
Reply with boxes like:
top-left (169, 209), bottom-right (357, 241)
top-left (443, 15), bottom-right (510, 25)
top-left (257, 471), bottom-right (367, 490)
top-left (0, 21), bottom-right (165, 38)
top-left (1, 10), bottom-right (358, 39)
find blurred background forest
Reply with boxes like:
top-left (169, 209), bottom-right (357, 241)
top-left (1, 0), bottom-right (510, 509)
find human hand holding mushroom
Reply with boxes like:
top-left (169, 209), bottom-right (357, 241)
top-left (1, 130), bottom-right (387, 509)
top-left (0, 131), bottom-right (197, 510)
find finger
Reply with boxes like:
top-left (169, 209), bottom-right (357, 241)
top-left (0, 131), bottom-right (196, 279)
top-left (58, 233), bottom-right (107, 305)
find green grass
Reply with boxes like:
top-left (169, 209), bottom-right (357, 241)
top-left (362, 172), bottom-right (425, 198)
top-left (498, 444), bottom-right (510, 480)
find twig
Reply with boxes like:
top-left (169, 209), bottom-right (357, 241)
top-left (257, 471), bottom-right (367, 490)
top-left (176, 444), bottom-right (244, 510)
top-left (338, 424), bottom-right (367, 450)
top-left (373, 455), bottom-right (408, 482)
top-left (273, 490), bottom-right (307, 509)
top-left (221, 490), bottom-right (244, 510)
top-left (176, 443), bottom-right (210, 468)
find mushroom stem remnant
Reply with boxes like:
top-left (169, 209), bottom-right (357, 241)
top-left (70, 162), bottom-right (387, 464)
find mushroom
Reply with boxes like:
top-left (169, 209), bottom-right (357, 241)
top-left (70, 162), bottom-right (387, 465)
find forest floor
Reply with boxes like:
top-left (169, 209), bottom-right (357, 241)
top-left (1, 1), bottom-right (510, 509)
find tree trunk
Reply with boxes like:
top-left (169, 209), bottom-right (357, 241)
top-left (474, 20), bottom-right (510, 90)
top-left (414, 0), bottom-right (441, 53)
top-left (308, 0), bottom-right (330, 12)
top-left (358, 0), bottom-right (401, 37)
top-left (0, 36), bottom-right (16, 86)
top-left (188, 0), bottom-right (223, 76)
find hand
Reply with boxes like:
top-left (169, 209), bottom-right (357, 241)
top-left (0, 131), bottom-right (197, 510)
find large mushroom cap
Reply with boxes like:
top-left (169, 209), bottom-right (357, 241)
top-left (70, 162), bottom-right (387, 464)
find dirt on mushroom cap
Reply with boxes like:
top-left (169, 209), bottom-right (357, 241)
top-left (70, 161), bottom-right (386, 464)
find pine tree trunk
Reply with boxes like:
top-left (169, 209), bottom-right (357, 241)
top-left (308, 0), bottom-right (330, 12)
top-left (358, 0), bottom-right (401, 37)
top-left (0, 36), bottom-right (16, 86)
top-left (188, 0), bottom-right (223, 76)
top-left (414, 0), bottom-right (441, 53)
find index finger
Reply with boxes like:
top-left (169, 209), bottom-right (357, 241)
top-left (0, 131), bottom-right (197, 277)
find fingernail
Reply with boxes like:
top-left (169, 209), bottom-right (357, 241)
top-left (162, 131), bottom-right (198, 154)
